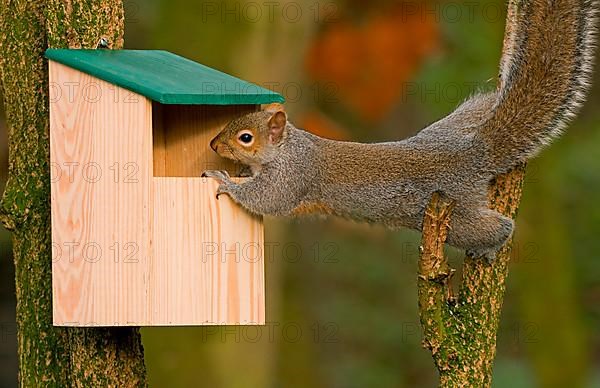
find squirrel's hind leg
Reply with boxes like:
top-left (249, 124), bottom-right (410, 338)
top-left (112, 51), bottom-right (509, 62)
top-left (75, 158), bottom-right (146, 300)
top-left (447, 208), bottom-right (514, 262)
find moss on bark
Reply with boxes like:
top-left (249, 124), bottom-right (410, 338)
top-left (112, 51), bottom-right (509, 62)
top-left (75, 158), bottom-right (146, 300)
top-left (0, 1), bottom-right (146, 386)
top-left (418, 165), bottom-right (526, 387)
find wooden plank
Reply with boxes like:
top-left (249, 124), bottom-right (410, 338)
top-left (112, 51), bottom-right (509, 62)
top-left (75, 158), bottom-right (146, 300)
top-left (49, 61), bottom-right (153, 326)
top-left (152, 102), bottom-right (167, 176)
top-left (154, 105), bottom-right (258, 177)
top-left (151, 177), bottom-right (265, 325)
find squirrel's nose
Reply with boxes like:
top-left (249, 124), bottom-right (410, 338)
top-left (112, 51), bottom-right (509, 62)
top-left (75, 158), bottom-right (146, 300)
top-left (210, 137), bottom-right (218, 152)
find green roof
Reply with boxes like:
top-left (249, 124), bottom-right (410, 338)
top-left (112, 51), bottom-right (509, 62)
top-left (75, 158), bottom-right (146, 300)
top-left (45, 49), bottom-right (284, 105)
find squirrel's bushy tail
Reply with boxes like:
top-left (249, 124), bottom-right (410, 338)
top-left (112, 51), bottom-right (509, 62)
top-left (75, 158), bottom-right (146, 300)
top-left (481, 0), bottom-right (597, 171)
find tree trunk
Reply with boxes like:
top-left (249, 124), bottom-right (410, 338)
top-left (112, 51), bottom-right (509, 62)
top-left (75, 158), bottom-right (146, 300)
top-left (0, 1), bottom-right (146, 386)
top-left (418, 165), bottom-right (526, 387)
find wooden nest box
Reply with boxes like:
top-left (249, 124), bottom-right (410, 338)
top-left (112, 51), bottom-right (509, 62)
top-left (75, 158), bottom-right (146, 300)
top-left (46, 49), bottom-right (284, 326)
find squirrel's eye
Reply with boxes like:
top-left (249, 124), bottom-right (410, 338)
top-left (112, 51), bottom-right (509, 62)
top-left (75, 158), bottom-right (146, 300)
top-left (239, 133), bottom-right (253, 144)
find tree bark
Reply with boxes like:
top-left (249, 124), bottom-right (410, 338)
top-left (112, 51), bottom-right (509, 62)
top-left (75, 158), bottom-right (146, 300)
top-left (0, 1), bottom-right (146, 386)
top-left (418, 165), bottom-right (526, 387)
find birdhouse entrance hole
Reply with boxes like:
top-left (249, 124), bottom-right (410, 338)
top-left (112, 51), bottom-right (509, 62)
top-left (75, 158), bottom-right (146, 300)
top-left (152, 104), bottom-right (258, 177)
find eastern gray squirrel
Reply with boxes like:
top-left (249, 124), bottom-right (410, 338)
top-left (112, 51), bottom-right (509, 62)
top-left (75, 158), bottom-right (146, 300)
top-left (203, 0), bottom-right (597, 260)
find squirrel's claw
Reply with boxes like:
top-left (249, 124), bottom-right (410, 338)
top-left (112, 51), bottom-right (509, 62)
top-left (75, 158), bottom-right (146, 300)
top-left (202, 170), bottom-right (231, 182)
top-left (202, 170), bottom-right (234, 200)
top-left (215, 184), bottom-right (232, 200)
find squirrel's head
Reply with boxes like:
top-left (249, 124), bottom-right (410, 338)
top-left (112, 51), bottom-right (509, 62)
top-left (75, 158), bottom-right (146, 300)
top-left (210, 103), bottom-right (288, 166)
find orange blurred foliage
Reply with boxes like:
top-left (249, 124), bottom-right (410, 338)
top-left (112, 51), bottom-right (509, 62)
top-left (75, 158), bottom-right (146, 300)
top-left (299, 110), bottom-right (349, 140)
top-left (305, 5), bottom-right (439, 122)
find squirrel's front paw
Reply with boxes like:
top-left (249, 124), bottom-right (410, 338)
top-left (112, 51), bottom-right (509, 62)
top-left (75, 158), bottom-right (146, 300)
top-left (215, 183), bottom-right (234, 200)
top-left (202, 170), bottom-right (236, 199)
top-left (201, 170), bottom-right (231, 182)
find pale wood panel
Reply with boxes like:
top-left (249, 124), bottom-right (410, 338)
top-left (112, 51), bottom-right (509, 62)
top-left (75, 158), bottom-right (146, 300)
top-left (49, 61), bottom-right (153, 326)
top-left (153, 105), bottom-right (258, 177)
top-left (152, 102), bottom-right (167, 176)
top-left (151, 177), bottom-right (265, 325)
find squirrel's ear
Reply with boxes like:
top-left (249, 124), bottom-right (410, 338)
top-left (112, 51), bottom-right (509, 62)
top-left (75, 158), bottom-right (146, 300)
top-left (263, 103), bottom-right (285, 114)
top-left (267, 111), bottom-right (287, 144)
